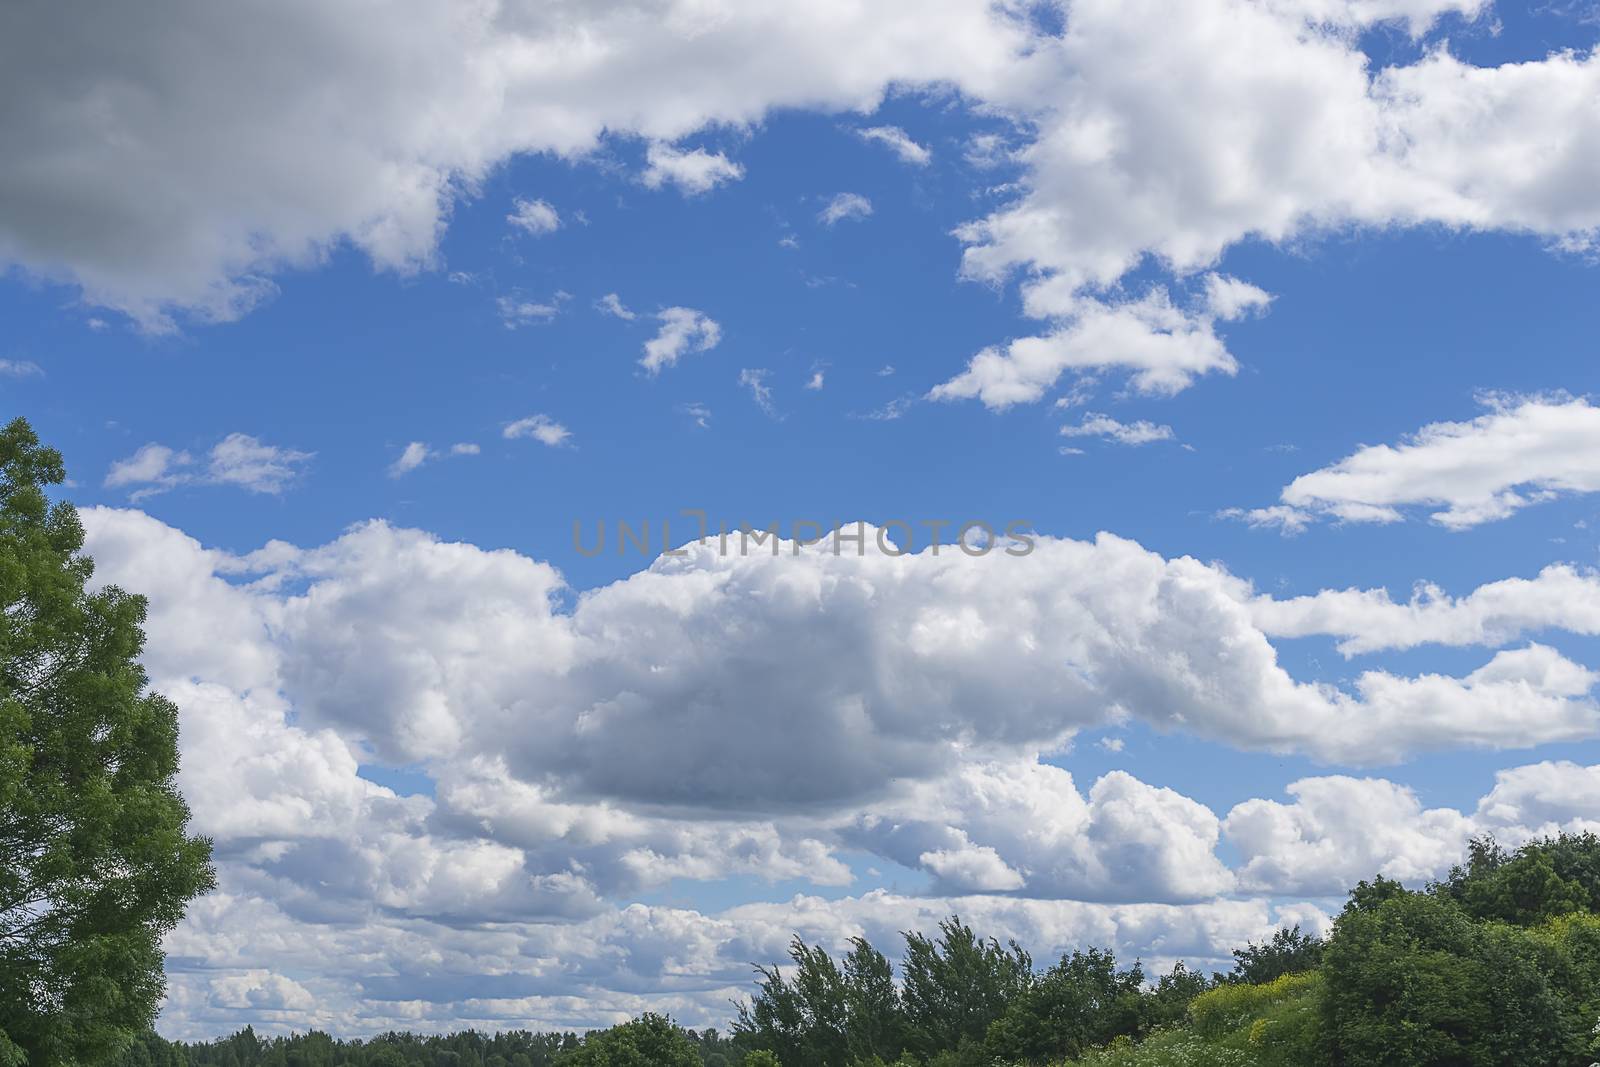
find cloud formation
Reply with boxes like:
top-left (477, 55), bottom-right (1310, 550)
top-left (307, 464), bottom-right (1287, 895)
top-left (73, 506), bottom-right (1600, 1038)
top-left (1233, 394), bottom-right (1600, 530)
top-left (641, 307), bottom-right (721, 373)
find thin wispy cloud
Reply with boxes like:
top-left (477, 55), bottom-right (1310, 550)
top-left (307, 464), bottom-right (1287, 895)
top-left (856, 125), bottom-right (931, 165)
top-left (503, 414), bottom-right (572, 447)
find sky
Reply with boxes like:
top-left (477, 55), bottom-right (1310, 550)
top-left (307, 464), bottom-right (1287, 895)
top-left (3, 0), bottom-right (1600, 1041)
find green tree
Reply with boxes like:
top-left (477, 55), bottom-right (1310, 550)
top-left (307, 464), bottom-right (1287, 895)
top-left (899, 916), bottom-right (1031, 1060)
top-left (1228, 925), bottom-right (1323, 985)
top-left (984, 947), bottom-right (1146, 1064)
top-left (1322, 888), bottom-right (1588, 1066)
top-left (556, 1015), bottom-right (701, 1067)
top-left (1439, 834), bottom-right (1599, 925)
top-left (0, 417), bottom-right (215, 1064)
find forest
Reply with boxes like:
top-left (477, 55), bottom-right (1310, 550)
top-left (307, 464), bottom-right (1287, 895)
top-left (112, 832), bottom-right (1600, 1067)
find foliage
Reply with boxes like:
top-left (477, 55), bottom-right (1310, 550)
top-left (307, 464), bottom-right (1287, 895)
top-left (898, 916), bottom-right (1031, 1060)
top-left (0, 417), bottom-right (215, 1065)
top-left (1225, 925), bottom-right (1322, 986)
top-left (983, 948), bottom-right (1148, 1064)
top-left (111, 1023), bottom-right (755, 1067)
top-left (1437, 834), bottom-right (1600, 925)
top-left (1321, 887), bottom-right (1593, 1066)
top-left (556, 1014), bottom-right (702, 1066)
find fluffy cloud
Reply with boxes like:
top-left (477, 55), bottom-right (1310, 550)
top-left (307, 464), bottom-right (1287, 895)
top-left (641, 307), bottom-right (721, 373)
top-left (1236, 394), bottom-right (1600, 530)
top-left (641, 143), bottom-right (744, 195)
top-left (1252, 562), bottom-right (1600, 654)
top-left (937, 0), bottom-right (1600, 403)
top-left (819, 192), bottom-right (873, 226)
top-left (856, 761), bottom-right (1233, 903)
top-left (105, 433), bottom-right (312, 497)
top-left (1225, 776), bottom-right (1474, 895)
top-left (0, 0), bottom-right (1031, 329)
top-left (503, 414), bottom-right (571, 447)
top-left (86, 509), bottom-right (1600, 807)
top-left (506, 197), bottom-right (561, 236)
top-left (389, 441), bottom-right (433, 477)
top-left (1060, 412), bottom-right (1177, 446)
top-left (75, 506), bottom-right (1600, 1037)
top-left (930, 281), bottom-right (1264, 408)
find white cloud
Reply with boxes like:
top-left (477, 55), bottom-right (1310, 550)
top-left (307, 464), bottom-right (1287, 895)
top-left (105, 434), bottom-right (311, 497)
top-left (1238, 394), bottom-right (1600, 530)
top-left (208, 433), bottom-right (315, 493)
top-left (678, 402), bottom-right (712, 429)
top-left (641, 307), bottom-right (721, 373)
top-left (68, 505), bottom-right (1600, 1037)
top-left (6, 0), bottom-right (1597, 355)
top-left (738, 368), bottom-right (777, 416)
top-left (1224, 776), bottom-right (1473, 896)
top-left (1252, 563), bottom-right (1600, 655)
top-left (89, 511), bottom-right (1600, 801)
top-left (389, 441), bottom-right (433, 477)
top-left (449, 442), bottom-right (480, 456)
top-left (595, 292), bottom-right (636, 320)
top-left (105, 443), bottom-right (193, 493)
top-left (856, 125), bottom-right (931, 165)
top-left (641, 143), bottom-right (744, 196)
top-left (506, 197), bottom-right (561, 236)
top-left (497, 294), bottom-right (564, 328)
top-left (1060, 412), bottom-right (1176, 446)
top-left (930, 281), bottom-right (1262, 408)
top-left (0, 0), bottom-right (1031, 329)
top-left (503, 414), bottom-right (571, 447)
top-left (819, 192), bottom-right (873, 226)
top-left (0, 358), bottom-right (42, 377)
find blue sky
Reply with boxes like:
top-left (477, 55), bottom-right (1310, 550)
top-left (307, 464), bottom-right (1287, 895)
top-left (4, 0), bottom-right (1600, 1040)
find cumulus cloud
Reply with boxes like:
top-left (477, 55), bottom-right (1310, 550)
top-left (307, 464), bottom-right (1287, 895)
top-left (85, 510), bottom-right (1600, 807)
top-left (0, 0), bottom-right (1031, 329)
top-left (105, 433), bottom-right (311, 498)
top-left (1060, 412), bottom-right (1177, 446)
top-left (856, 125), bottom-right (931, 165)
top-left (1252, 562), bottom-right (1600, 655)
top-left (819, 192), bottom-right (873, 226)
top-left (641, 143), bottom-right (744, 196)
top-left (0, 358), bottom-right (42, 377)
top-left (506, 197), bottom-right (561, 236)
top-left (641, 307), bottom-right (721, 373)
top-left (930, 281), bottom-right (1264, 408)
top-left (503, 414), bottom-right (571, 447)
top-left (71, 506), bottom-right (1600, 1037)
top-left (1234, 394), bottom-right (1600, 530)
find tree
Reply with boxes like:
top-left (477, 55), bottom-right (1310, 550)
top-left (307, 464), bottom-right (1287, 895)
top-left (556, 1015), bottom-right (701, 1067)
top-left (983, 948), bottom-right (1147, 1064)
top-left (0, 417), bottom-right (215, 1064)
top-left (1322, 888), bottom-right (1589, 1066)
top-left (1229, 925), bottom-right (1323, 985)
top-left (899, 916), bottom-right (1031, 1060)
top-left (1438, 834), bottom-right (1599, 925)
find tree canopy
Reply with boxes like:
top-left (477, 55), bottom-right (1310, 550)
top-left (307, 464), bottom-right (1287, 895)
top-left (0, 417), bottom-right (215, 1065)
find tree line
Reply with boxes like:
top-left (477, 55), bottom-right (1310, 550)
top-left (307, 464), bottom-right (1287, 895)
top-left (107, 831), bottom-right (1600, 1067)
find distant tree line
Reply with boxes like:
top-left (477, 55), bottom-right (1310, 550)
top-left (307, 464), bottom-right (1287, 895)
top-left (110, 832), bottom-right (1600, 1067)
